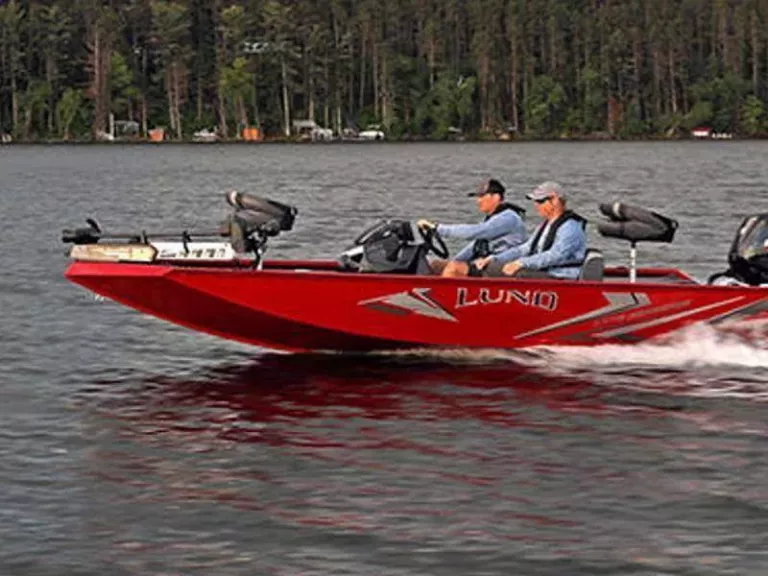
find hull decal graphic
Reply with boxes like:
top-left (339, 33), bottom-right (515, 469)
top-left (594, 296), bottom-right (746, 338)
top-left (359, 288), bottom-right (457, 322)
top-left (708, 296), bottom-right (768, 325)
top-left (515, 292), bottom-right (650, 339)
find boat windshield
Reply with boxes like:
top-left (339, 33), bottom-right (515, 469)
top-left (737, 216), bottom-right (768, 260)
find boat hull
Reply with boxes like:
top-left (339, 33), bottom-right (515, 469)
top-left (65, 260), bottom-right (768, 352)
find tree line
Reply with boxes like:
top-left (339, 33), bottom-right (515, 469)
top-left (0, 0), bottom-right (766, 141)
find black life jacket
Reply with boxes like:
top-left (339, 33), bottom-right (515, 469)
top-left (472, 202), bottom-right (526, 258)
top-left (528, 210), bottom-right (587, 256)
top-left (488, 202), bottom-right (526, 221)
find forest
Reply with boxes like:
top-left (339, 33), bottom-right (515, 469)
top-left (0, 0), bottom-right (766, 141)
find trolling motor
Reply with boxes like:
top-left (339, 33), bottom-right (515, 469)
top-left (62, 192), bottom-right (298, 267)
top-left (597, 202), bottom-right (678, 282)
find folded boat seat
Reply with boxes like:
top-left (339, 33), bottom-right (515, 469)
top-left (579, 248), bottom-right (604, 281)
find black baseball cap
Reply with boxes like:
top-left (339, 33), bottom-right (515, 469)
top-left (468, 178), bottom-right (505, 198)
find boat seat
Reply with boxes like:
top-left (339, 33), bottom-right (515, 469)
top-left (579, 249), bottom-right (604, 281)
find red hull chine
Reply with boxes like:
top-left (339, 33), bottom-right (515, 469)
top-left (65, 260), bottom-right (768, 352)
top-left (65, 262), bottom-right (407, 352)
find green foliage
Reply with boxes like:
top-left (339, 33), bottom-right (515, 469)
top-left (414, 74), bottom-right (476, 139)
top-left (150, 1), bottom-right (191, 64)
top-left (387, 118), bottom-right (409, 140)
top-left (654, 113), bottom-right (684, 137)
top-left (110, 52), bottom-right (133, 95)
top-left (183, 108), bottom-right (217, 133)
top-left (262, 0), bottom-right (295, 51)
top-left (220, 56), bottom-right (255, 127)
top-left (110, 52), bottom-right (137, 118)
top-left (741, 96), bottom-right (766, 136)
top-left (562, 108), bottom-right (583, 137)
top-left (683, 101), bottom-right (713, 131)
top-left (356, 107), bottom-right (378, 131)
top-left (689, 73), bottom-right (749, 133)
top-left (56, 88), bottom-right (82, 139)
top-left (618, 102), bottom-right (649, 138)
top-left (220, 5), bottom-right (247, 60)
top-left (220, 57), bottom-right (254, 100)
top-left (0, 0), bottom-right (766, 140)
top-left (21, 81), bottom-right (51, 138)
top-left (524, 76), bottom-right (566, 138)
top-left (0, 0), bottom-right (25, 76)
top-left (580, 66), bottom-right (605, 134)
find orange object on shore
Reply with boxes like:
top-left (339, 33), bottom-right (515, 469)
top-left (148, 128), bottom-right (164, 142)
top-left (242, 127), bottom-right (261, 141)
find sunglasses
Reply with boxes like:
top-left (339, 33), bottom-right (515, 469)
top-left (534, 196), bottom-right (553, 204)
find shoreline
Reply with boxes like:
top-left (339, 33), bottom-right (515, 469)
top-left (0, 135), bottom-right (761, 145)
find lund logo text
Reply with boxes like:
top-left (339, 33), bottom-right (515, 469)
top-left (455, 288), bottom-right (559, 312)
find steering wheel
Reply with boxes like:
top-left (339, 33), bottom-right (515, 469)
top-left (418, 224), bottom-right (449, 259)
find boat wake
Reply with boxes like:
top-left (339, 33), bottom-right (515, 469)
top-left (376, 323), bottom-right (767, 368)
top-left (373, 323), bottom-right (768, 400)
top-left (529, 323), bottom-right (768, 371)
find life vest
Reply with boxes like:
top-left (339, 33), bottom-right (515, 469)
top-left (488, 202), bottom-right (526, 221)
top-left (528, 210), bottom-right (587, 256)
top-left (471, 203), bottom-right (526, 258)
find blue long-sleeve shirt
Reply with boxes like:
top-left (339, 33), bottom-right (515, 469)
top-left (491, 218), bottom-right (587, 279)
top-left (437, 209), bottom-right (527, 262)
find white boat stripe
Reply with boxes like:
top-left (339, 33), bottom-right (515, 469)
top-left (515, 292), bottom-right (649, 339)
top-left (594, 296), bottom-right (746, 338)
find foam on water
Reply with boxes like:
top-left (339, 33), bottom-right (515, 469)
top-left (372, 324), bottom-right (768, 403)
top-left (376, 323), bottom-right (768, 371)
top-left (528, 324), bottom-right (768, 372)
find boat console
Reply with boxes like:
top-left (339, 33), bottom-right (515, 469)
top-left (337, 219), bottom-right (448, 274)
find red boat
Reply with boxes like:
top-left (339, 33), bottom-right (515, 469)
top-left (62, 193), bottom-right (768, 353)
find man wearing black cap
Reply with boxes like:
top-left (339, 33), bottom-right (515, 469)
top-left (417, 178), bottom-right (527, 277)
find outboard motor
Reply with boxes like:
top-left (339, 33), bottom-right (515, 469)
top-left (709, 213), bottom-right (768, 286)
top-left (338, 219), bottom-right (435, 274)
top-left (597, 202), bottom-right (678, 282)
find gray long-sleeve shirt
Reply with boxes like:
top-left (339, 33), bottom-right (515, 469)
top-left (491, 218), bottom-right (587, 279)
top-left (437, 208), bottom-right (527, 262)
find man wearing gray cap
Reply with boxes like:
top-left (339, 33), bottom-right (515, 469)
top-left (474, 181), bottom-right (587, 279)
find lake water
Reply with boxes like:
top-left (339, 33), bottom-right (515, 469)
top-left (1, 141), bottom-right (767, 575)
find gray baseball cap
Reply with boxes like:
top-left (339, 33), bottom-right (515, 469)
top-left (526, 181), bottom-right (565, 201)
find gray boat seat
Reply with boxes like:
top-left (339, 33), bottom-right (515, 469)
top-left (579, 248), bottom-right (604, 281)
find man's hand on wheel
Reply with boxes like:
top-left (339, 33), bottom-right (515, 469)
top-left (417, 219), bottom-right (436, 231)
